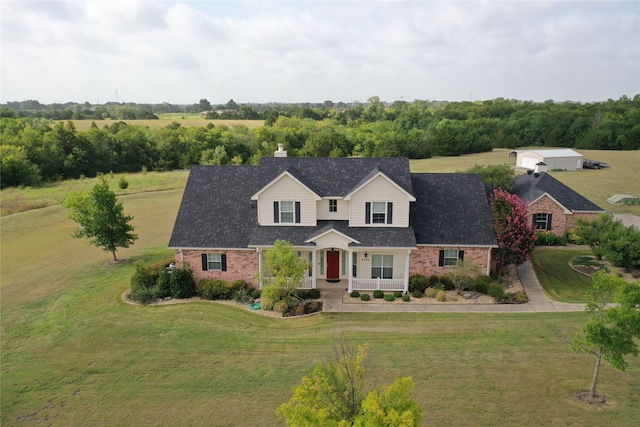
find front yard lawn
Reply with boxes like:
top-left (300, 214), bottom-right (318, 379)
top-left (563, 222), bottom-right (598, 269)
top-left (531, 248), bottom-right (594, 303)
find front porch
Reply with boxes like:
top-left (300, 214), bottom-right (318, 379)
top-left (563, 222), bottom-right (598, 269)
top-left (302, 278), bottom-right (406, 293)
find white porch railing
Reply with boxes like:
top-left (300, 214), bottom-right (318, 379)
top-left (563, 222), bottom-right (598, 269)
top-left (352, 278), bottom-right (405, 291)
top-left (262, 277), bottom-right (313, 289)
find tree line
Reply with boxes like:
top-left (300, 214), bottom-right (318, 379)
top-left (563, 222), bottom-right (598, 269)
top-left (1, 95), bottom-right (638, 188)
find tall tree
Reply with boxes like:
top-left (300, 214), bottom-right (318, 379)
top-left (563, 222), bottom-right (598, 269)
top-left (63, 177), bottom-right (138, 261)
top-left (572, 270), bottom-right (640, 399)
top-left (490, 189), bottom-right (537, 275)
top-left (464, 164), bottom-right (515, 191)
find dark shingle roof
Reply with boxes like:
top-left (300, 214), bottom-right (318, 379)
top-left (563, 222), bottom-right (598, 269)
top-left (512, 172), bottom-right (603, 212)
top-left (169, 165), bottom-right (260, 248)
top-left (169, 159), bottom-right (497, 249)
top-left (248, 221), bottom-right (416, 248)
top-left (258, 157), bottom-right (413, 197)
top-left (410, 173), bottom-right (498, 246)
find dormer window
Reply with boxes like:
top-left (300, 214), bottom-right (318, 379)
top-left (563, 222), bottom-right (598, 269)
top-left (365, 202), bottom-right (393, 225)
top-left (273, 201), bottom-right (301, 224)
top-left (329, 199), bottom-right (337, 213)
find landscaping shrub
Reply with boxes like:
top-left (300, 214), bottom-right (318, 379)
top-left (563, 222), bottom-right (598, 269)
top-left (425, 288), bottom-right (438, 298)
top-left (296, 289), bottom-right (310, 299)
top-left (130, 285), bottom-right (157, 305)
top-left (233, 286), bottom-right (252, 304)
top-left (402, 294), bottom-right (411, 302)
top-left (409, 274), bottom-right (428, 292)
top-left (536, 231), bottom-right (567, 246)
top-left (384, 294), bottom-right (395, 302)
top-left (498, 291), bottom-right (529, 304)
top-left (170, 264), bottom-right (197, 299)
top-left (436, 290), bottom-right (447, 302)
top-left (393, 291), bottom-right (403, 298)
top-left (260, 285), bottom-right (281, 310)
top-left (373, 290), bottom-right (384, 299)
top-left (439, 276), bottom-right (454, 291)
top-left (273, 299), bottom-right (289, 314)
top-left (428, 275), bottom-right (440, 287)
top-left (197, 279), bottom-right (237, 300)
top-left (474, 275), bottom-right (493, 295)
top-left (308, 288), bottom-right (321, 299)
top-left (251, 288), bottom-right (262, 299)
top-left (412, 289), bottom-right (423, 298)
top-left (156, 268), bottom-right (171, 298)
top-left (350, 290), bottom-right (360, 298)
top-left (131, 261), bottom-right (155, 289)
top-left (489, 283), bottom-right (506, 300)
top-left (565, 228), bottom-right (582, 244)
top-left (360, 294), bottom-right (371, 301)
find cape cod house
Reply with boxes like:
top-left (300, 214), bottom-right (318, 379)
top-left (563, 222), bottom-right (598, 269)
top-left (169, 145), bottom-right (499, 292)
top-left (512, 170), bottom-right (604, 236)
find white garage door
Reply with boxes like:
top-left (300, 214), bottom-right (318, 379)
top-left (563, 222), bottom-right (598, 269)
top-left (520, 156), bottom-right (539, 169)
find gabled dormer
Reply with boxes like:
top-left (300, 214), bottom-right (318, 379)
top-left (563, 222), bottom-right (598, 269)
top-left (344, 168), bottom-right (416, 228)
top-left (251, 169), bottom-right (321, 226)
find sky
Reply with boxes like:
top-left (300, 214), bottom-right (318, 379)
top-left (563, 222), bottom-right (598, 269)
top-left (1, 0), bottom-right (639, 105)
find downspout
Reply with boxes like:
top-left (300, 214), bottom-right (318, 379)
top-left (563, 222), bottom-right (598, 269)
top-left (487, 247), bottom-right (492, 276)
top-left (258, 249), bottom-right (263, 289)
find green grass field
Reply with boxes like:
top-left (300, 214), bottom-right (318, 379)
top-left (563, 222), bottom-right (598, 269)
top-left (531, 249), bottom-right (595, 303)
top-left (2, 188), bottom-right (639, 425)
top-left (67, 117), bottom-right (265, 131)
top-left (412, 148), bottom-right (640, 215)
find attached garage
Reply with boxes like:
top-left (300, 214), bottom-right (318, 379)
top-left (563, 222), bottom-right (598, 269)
top-left (511, 149), bottom-right (583, 171)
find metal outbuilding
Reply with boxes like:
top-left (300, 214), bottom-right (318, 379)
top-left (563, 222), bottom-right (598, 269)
top-left (509, 148), bottom-right (584, 171)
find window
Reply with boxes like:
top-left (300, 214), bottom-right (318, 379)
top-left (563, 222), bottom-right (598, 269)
top-left (372, 202), bottom-right (386, 223)
top-left (202, 253), bottom-right (227, 271)
top-left (273, 201), bottom-right (300, 223)
top-left (308, 252), bottom-right (313, 277)
top-left (439, 249), bottom-right (464, 267)
top-left (329, 199), bottom-right (337, 213)
top-left (341, 250), bottom-right (347, 276)
top-left (280, 201), bottom-right (294, 223)
top-left (533, 213), bottom-right (552, 230)
top-left (371, 254), bottom-right (393, 279)
top-left (319, 250), bottom-right (325, 276)
top-left (352, 252), bottom-right (357, 277)
top-left (365, 202), bottom-right (393, 224)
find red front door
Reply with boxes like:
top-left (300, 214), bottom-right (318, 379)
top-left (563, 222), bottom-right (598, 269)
top-left (326, 250), bottom-right (340, 280)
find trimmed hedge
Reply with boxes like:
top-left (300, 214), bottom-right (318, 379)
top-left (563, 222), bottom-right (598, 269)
top-left (373, 290), bottom-right (384, 299)
top-left (409, 274), bottom-right (429, 293)
top-left (350, 290), bottom-right (361, 298)
top-left (360, 294), bottom-right (371, 301)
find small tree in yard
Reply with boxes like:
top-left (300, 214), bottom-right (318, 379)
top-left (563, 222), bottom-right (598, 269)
top-left (576, 213), bottom-right (640, 271)
top-left (258, 240), bottom-right (309, 310)
top-left (490, 188), bottom-right (537, 276)
top-left (572, 270), bottom-right (640, 400)
top-left (63, 177), bottom-right (137, 261)
top-left (447, 259), bottom-right (481, 294)
top-left (277, 338), bottom-right (421, 426)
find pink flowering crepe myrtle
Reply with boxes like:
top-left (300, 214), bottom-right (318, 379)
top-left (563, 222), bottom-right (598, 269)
top-left (490, 188), bottom-right (537, 275)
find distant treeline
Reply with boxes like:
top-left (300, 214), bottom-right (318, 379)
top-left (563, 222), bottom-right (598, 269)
top-left (1, 95), bottom-right (638, 189)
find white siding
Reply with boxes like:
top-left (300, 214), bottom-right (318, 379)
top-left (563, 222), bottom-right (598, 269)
top-left (313, 232), bottom-right (351, 250)
top-left (257, 175), bottom-right (317, 225)
top-left (349, 175), bottom-right (411, 227)
top-left (317, 199), bottom-right (349, 220)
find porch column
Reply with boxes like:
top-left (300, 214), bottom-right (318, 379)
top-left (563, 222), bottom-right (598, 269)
top-left (258, 249), bottom-right (263, 289)
top-left (311, 250), bottom-right (317, 289)
top-left (347, 248), bottom-right (353, 293)
top-left (404, 249), bottom-right (411, 294)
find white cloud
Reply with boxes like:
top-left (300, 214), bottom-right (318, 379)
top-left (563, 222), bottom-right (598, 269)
top-left (1, 0), bottom-right (638, 104)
